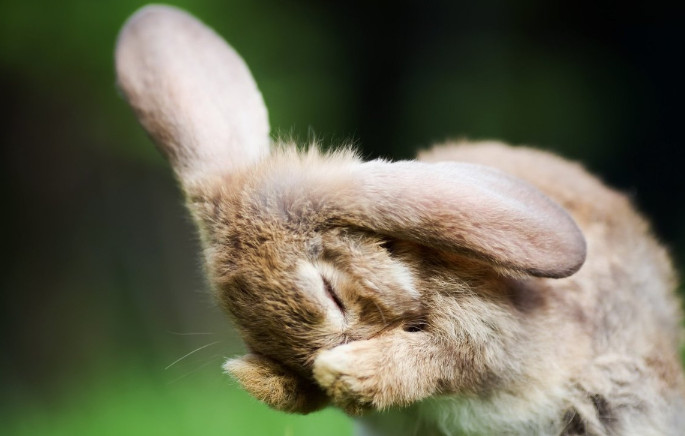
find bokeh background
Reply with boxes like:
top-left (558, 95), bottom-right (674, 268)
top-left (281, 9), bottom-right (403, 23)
top-left (2, 1), bottom-right (683, 435)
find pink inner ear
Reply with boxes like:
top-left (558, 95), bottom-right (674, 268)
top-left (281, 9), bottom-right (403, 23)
top-left (337, 160), bottom-right (586, 278)
top-left (115, 5), bottom-right (270, 183)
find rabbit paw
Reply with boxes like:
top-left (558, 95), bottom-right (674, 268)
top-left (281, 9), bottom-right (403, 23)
top-left (313, 341), bottom-right (390, 415)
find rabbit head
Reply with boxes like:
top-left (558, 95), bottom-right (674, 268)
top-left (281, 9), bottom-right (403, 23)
top-left (115, 5), bottom-right (587, 415)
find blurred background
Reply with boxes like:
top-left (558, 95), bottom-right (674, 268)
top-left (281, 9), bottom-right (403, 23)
top-left (1, 1), bottom-right (683, 435)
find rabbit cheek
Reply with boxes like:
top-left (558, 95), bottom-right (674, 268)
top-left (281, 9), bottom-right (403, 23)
top-left (216, 276), bottom-right (326, 367)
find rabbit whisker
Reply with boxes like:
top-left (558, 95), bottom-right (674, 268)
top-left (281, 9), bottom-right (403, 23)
top-left (166, 354), bottom-right (223, 384)
top-left (164, 341), bottom-right (221, 370)
top-left (371, 299), bottom-right (388, 327)
top-left (167, 331), bottom-right (215, 336)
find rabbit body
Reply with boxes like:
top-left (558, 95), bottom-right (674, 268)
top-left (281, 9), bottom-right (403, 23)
top-left (115, 5), bottom-right (685, 435)
top-left (185, 140), bottom-right (685, 435)
top-left (354, 142), bottom-right (685, 435)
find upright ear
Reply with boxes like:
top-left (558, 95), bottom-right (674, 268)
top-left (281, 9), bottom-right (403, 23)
top-left (334, 160), bottom-right (586, 278)
top-left (115, 5), bottom-right (270, 184)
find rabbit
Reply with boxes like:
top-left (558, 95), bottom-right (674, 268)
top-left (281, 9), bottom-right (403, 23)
top-left (115, 5), bottom-right (685, 435)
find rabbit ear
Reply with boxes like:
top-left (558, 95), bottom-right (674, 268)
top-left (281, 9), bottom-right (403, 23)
top-left (334, 160), bottom-right (586, 278)
top-left (224, 354), bottom-right (329, 414)
top-left (115, 5), bottom-right (270, 183)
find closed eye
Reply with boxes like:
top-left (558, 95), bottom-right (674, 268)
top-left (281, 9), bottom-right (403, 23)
top-left (379, 238), bottom-right (397, 255)
top-left (322, 276), bottom-right (345, 314)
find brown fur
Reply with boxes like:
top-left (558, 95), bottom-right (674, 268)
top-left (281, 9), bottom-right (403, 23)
top-left (115, 6), bottom-right (685, 435)
top-left (189, 143), bottom-right (684, 434)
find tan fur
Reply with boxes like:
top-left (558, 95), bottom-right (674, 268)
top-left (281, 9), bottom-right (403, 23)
top-left (225, 353), bottom-right (328, 413)
top-left (115, 6), bottom-right (685, 435)
top-left (191, 143), bottom-right (684, 434)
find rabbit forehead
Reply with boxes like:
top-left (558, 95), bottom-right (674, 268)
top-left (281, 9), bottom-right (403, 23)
top-left (243, 146), bottom-right (361, 222)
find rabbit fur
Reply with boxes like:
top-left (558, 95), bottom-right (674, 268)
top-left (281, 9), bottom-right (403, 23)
top-left (115, 5), bottom-right (685, 435)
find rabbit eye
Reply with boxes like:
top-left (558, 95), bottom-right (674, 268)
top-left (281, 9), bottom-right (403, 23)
top-left (403, 322), bottom-right (426, 333)
top-left (379, 238), bottom-right (397, 255)
top-left (322, 276), bottom-right (345, 314)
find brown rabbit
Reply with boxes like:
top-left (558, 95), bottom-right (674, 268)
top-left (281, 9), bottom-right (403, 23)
top-left (115, 5), bottom-right (685, 435)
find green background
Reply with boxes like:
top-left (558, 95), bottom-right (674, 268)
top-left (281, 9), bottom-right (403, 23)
top-left (1, 1), bottom-right (682, 435)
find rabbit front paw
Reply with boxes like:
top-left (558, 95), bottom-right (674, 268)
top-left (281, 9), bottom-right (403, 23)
top-left (313, 340), bottom-right (392, 415)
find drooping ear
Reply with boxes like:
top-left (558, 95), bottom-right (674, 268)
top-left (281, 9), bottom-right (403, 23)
top-left (115, 5), bottom-right (270, 184)
top-left (332, 160), bottom-right (586, 278)
top-left (224, 354), bottom-right (329, 414)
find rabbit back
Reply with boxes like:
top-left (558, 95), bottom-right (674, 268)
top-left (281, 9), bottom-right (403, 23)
top-left (414, 141), bottom-right (685, 435)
